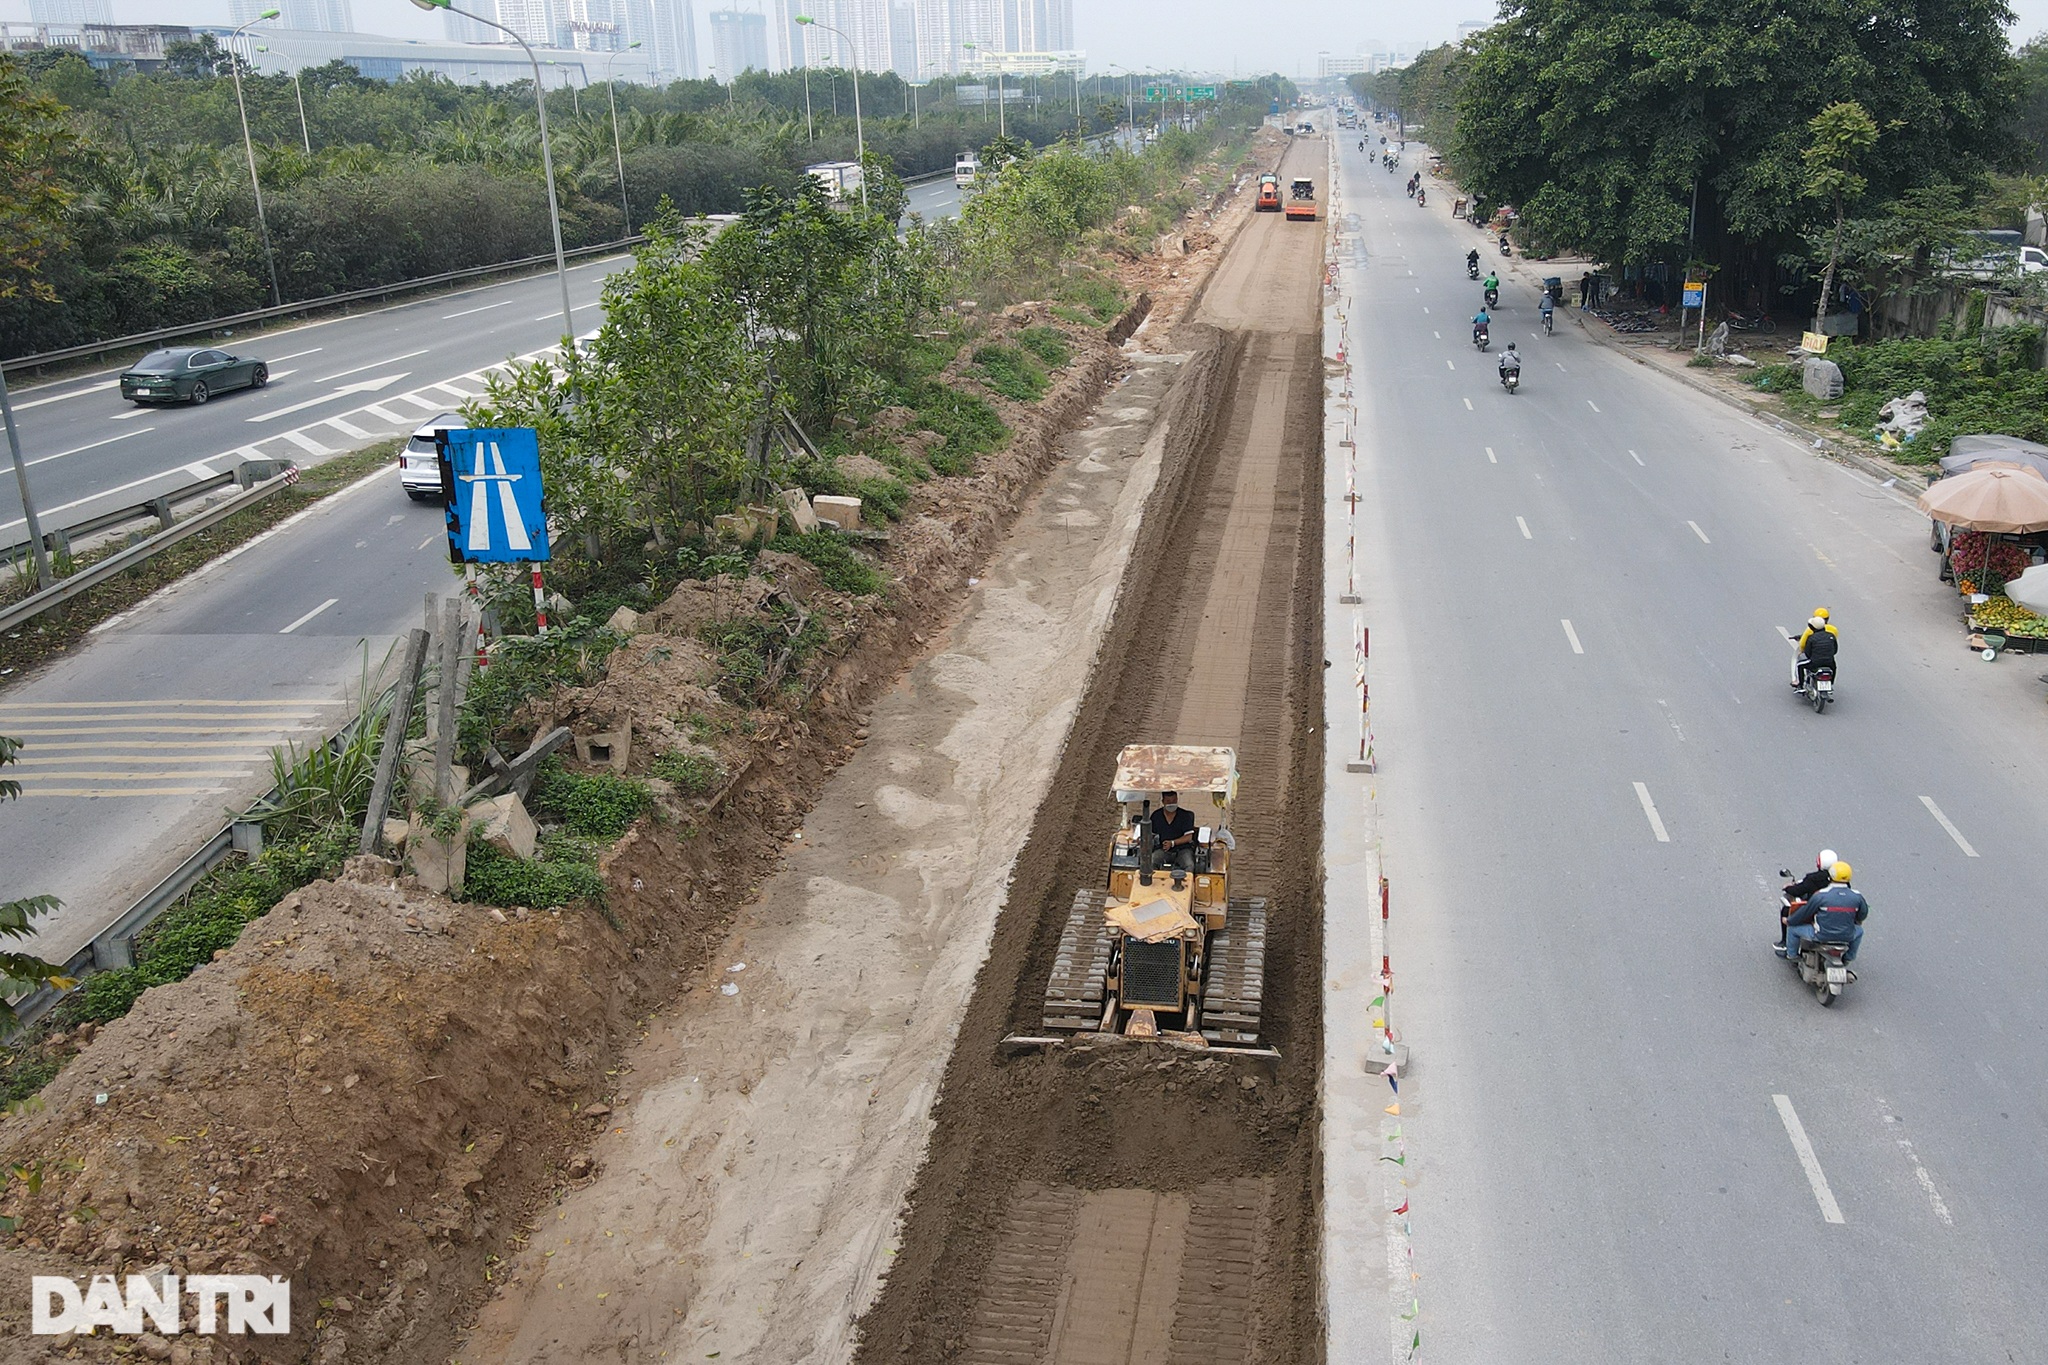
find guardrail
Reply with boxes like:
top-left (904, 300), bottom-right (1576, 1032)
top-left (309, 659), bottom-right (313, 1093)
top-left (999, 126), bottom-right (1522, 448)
top-left (0, 465), bottom-right (299, 634)
top-left (9, 681), bottom-right (396, 1029)
top-left (1, 237), bottom-right (647, 377)
top-left (0, 459), bottom-right (297, 570)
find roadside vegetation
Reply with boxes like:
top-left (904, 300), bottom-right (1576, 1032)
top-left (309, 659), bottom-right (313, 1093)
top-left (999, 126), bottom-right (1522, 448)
top-left (1357, 5), bottom-right (2048, 461)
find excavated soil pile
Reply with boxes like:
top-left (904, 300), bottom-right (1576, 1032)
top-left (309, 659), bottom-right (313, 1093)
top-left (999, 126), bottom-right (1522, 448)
top-left (0, 309), bottom-right (1126, 1365)
top-left (855, 136), bottom-right (1330, 1365)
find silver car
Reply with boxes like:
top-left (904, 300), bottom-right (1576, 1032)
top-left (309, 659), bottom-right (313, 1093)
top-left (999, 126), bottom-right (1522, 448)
top-left (400, 412), bottom-right (464, 501)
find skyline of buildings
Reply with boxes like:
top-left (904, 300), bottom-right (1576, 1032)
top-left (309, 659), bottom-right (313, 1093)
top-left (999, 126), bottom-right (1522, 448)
top-left (706, 4), bottom-right (763, 75)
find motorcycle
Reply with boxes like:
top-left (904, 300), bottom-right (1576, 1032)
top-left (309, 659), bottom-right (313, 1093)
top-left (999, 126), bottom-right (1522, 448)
top-left (1417, 188), bottom-right (1426, 207)
top-left (1499, 236), bottom-right (1513, 256)
top-left (1467, 260), bottom-right (1480, 280)
top-left (1499, 363), bottom-right (1520, 394)
top-left (1484, 286), bottom-right (1499, 309)
top-left (1800, 660), bottom-right (1836, 713)
top-left (1725, 309), bottom-right (1778, 335)
top-left (1777, 891), bottom-right (1854, 1006)
top-left (1541, 306), bottom-right (1554, 336)
top-left (1472, 326), bottom-right (1490, 352)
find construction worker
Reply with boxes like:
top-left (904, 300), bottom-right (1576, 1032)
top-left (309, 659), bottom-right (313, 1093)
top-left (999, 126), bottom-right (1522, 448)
top-left (1149, 791), bottom-right (1198, 873)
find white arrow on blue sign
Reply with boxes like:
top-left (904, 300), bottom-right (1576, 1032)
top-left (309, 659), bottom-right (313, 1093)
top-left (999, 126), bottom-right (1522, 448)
top-left (439, 427), bottom-right (550, 564)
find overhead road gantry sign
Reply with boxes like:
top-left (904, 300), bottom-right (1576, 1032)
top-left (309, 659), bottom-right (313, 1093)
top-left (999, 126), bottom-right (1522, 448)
top-left (439, 427), bottom-right (551, 565)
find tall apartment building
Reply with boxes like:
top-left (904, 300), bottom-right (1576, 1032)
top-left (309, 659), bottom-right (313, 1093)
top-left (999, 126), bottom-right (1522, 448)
top-left (648, 0), bottom-right (696, 78)
top-left (229, 0), bottom-right (354, 31)
top-left (29, 0), bottom-right (115, 24)
top-left (708, 7), bottom-right (769, 76)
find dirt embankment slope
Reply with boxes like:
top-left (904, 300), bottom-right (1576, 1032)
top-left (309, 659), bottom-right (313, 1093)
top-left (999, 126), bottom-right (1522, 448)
top-left (0, 131), bottom-right (1289, 1365)
top-left (852, 133), bottom-right (1331, 1365)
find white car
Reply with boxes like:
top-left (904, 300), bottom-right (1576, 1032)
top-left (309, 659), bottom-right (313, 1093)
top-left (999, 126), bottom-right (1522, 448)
top-left (399, 412), bottom-right (464, 501)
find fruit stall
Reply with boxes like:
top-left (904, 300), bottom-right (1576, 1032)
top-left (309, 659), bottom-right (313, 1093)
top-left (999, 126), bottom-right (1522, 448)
top-left (1949, 530), bottom-right (2048, 653)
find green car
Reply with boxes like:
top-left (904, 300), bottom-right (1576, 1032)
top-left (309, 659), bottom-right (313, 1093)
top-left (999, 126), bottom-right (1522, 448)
top-left (119, 347), bottom-right (270, 406)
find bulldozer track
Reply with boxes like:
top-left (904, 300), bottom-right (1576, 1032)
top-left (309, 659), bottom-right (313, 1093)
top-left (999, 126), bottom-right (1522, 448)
top-left (855, 135), bottom-right (1328, 1365)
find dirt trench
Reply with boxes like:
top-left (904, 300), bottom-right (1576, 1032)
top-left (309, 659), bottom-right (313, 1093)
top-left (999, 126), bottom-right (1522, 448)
top-left (853, 137), bottom-right (1329, 1365)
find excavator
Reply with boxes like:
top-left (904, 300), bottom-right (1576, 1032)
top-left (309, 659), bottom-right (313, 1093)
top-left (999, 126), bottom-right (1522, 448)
top-left (1024, 745), bottom-right (1271, 1053)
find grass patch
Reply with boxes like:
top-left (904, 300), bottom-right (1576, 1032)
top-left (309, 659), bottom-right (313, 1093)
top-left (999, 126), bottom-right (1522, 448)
top-left (971, 344), bottom-right (1050, 402)
top-left (0, 441), bottom-right (404, 688)
top-left (650, 750), bottom-right (723, 795)
top-left (462, 833), bottom-right (607, 909)
top-left (1017, 326), bottom-right (1074, 368)
top-left (769, 531), bottom-right (884, 596)
top-left (1054, 273), bottom-right (1124, 324)
top-left (902, 382), bottom-right (1007, 476)
top-left (855, 475), bottom-right (912, 522)
top-left (527, 759), bottom-right (650, 840)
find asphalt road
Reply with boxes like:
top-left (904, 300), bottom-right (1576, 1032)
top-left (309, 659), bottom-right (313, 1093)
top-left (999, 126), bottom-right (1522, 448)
top-left (1340, 142), bottom-right (2048, 1358)
top-left (2, 178), bottom-right (965, 546)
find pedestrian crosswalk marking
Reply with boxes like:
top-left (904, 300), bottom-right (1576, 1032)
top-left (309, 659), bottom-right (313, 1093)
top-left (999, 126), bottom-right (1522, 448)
top-left (0, 697), bottom-right (332, 798)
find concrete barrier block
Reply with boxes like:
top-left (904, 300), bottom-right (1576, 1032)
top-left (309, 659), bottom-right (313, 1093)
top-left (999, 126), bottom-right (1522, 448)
top-left (779, 487), bottom-right (820, 533)
top-left (812, 495), bottom-right (863, 530)
top-left (574, 720), bottom-right (632, 772)
top-left (470, 792), bottom-right (537, 860)
top-left (409, 817), bottom-right (466, 895)
top-left (605, 605), bottom-right (643, 635)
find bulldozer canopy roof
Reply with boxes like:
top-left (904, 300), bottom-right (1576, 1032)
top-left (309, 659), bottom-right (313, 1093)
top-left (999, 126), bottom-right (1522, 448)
top-left (1113, 744), bottom-right (1237, 804)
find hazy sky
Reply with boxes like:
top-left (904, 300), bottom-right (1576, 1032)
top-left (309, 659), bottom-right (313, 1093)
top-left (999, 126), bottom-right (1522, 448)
top-left (5, 0), bottom-right (2048, 74)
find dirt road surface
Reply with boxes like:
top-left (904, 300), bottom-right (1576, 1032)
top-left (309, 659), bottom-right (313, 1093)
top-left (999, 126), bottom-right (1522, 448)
top-left (853, 136), bottom-right (1330, 1365)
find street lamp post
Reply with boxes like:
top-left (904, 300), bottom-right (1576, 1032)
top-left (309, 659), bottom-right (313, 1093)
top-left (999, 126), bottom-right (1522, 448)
top-left (604, 41), bottom-right (640, 234)
top-left (1, 372), bottom-right (52, 593)
top-left (229, 11), bottom-right (284, 308)
top-left (257, 46), bottom-right (313, 152)
top-left (410, 0), bottom-right (575, 345)
top-left (794, 15), bottom-right (865, 209)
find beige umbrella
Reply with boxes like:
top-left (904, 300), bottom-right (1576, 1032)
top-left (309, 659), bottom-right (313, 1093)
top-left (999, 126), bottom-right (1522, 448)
top-left (1917, 466), bottom-right (2048, 533)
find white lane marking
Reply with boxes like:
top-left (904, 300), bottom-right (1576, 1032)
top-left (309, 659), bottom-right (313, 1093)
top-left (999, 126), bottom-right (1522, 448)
top-left (1633, 782), bottom-right (1670, 842)
top-left (1773, 1094), bottom-right (1845, 1224)
top-left (278, 597), bottom-right (340, 634)
top-left (267, 347), bottom-right (324, 362)
top-left (264, 370), bottom-right (297, 382)
top-left (317, 350), bottom-right (429, 383)
top-left (1463, 397), bottom-right (1473, 410)
top-left (110, 408), bottom-right (152, 420)
top-left (1516, 516), bottom-right (1532, 539)
top-left (22, 427), bottom-right (153, 469)
top-left (1628, 449), bottom-right (1645, 465)
top-left (416, 532), bottom-right (439, 551)
top-left (364, 404), bottom-right (411, 424)
top-left (1918, 796), bottom-right (1979, 857)
top-left (1422, 306), bottom-right (1429, 314)
top-left (1554, 359), bottom-right (1564, 368)
top-left (420, 383), bottom-right (480, 403)
top-left (1434, 331), bottom-right (1441, 338)
top-left (1777, 625), bottom-right (1794, 643)
top-left (182, 461), bottom-right (214, 479)
top-left (1587, 400), bottom-right (1602, 413)
top-left (1688, 520), bottom-right (1712, 543)
top-left (1485, 446), bottom-right (1497, 463)
top-left (10, 379), bottom-right (120, 410)
top-left (443, 299), bottom-right (515, 319)
top-left (531, 303), bottom-right (598, 322)
top-left (1561, 619), bottom-right (1583, 654)
top-left (279, 429), bottom-right (333, 456)
top-left (1407, 269), bottom-right (1414, 276)
top-left (247, 373), bottom-right (411, 423)
top-left (1880, 1114), bottom-right (1954, 1226)
top-left (1446, 359), bottom-right (1456, 371)
top-left (385, 391), bottom-right (447, 412)
top-left (326, 417), bottom-right (374, 439)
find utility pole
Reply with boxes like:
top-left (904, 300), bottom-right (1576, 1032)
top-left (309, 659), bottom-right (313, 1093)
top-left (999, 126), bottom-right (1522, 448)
top-left (1, 370), bottom-right (52, 593)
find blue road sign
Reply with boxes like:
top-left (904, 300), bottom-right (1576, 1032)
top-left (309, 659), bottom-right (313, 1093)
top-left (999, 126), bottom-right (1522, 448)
top-left (440, 427), bottom-right (550, 564)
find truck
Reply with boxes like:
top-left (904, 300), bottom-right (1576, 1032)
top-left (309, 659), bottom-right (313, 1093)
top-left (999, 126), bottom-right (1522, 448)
top-left (806, 160), bottom-right (864, 203)
top-left (1285, 176), bottom-right (1317, 221)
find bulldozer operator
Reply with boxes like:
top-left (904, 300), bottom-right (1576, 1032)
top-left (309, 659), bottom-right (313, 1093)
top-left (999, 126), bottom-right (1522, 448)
top-left (1149, 790), bottom-right (1198, 872)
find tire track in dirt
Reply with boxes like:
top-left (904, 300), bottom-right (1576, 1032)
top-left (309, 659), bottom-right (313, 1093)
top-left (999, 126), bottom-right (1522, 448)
top-left (854, 137), bottom-right (1329, 1365)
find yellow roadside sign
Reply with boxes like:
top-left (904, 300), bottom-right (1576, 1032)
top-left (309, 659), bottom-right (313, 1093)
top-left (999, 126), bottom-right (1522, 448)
top-left (1801, 331), bottom-right (1830, 354)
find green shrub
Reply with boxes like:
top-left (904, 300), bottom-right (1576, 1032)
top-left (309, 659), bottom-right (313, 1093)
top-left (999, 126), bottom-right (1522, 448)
top-left (971, 344), bottom-right (1050, 402)
top-left (462, 837), bottom-right (606, 909)
top-left (460, 617), bottom-right (625, 762)
top-left (856, 475), bottom-right (912, 522)
top-left (769, 531), bottom-right (884, 596)
top-left (528, 761), bottom-right (650, 839)
top-left (1017, 326), bottom-right (1073, 368)
top-left (651, 750), bottom-right (723, 795)
top-left (900, 380), bottom-right (1007, 476)
top-left (1055, 274), bottom-right (1123, 323)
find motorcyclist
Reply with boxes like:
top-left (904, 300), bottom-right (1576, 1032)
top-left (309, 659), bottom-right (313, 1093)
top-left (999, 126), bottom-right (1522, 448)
top-left (1777, 848), bottom-right (1838, 949)
top-left (1539, 290), bottom-right (1555, 328)
top-left (1417, 187), bottom-right (1426, 206)
top-left (1499, 232), bottom-right (1512, 255)
top-left (1791, 607), bottom-right (1839, 689)
top-left (1467, 248), bottom-right (1481, 276)
top-left (1471, 308), bottom-right (1490, 344)
top-left (1498, 342), bottom-right (1521, 381)
top-left (1782, 861), bottom-right (1867, 966)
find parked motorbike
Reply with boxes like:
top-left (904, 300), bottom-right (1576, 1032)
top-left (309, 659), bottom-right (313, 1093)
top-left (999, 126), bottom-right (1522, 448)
top-left (1725, 309), bottom-right (1778, 334)
top-left (1472, 326), bottom-right (1490, 352)
top-left (1499, 235), bottom-right (1512, 256)
top-left (1777, 891), bottom-right (1854, 1006)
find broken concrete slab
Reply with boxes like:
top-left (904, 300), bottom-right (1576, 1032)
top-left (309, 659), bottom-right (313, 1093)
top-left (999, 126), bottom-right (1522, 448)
top-left (469, 792), bottom-right (537, 860)
top-left (812, 494), bottom-right (863, 530)
top-left (780, 487), bottom-right (821, 533)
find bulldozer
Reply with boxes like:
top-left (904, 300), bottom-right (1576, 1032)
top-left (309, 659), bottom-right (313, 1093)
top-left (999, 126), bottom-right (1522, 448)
top-left (1029, 745), bottom-right (1270, 1052)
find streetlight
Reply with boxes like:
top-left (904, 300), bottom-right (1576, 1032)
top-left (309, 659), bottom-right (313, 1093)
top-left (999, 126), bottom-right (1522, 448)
top-left (962, 41), bottom-right (985, 124)
top-left (255, 45), bottom-right (312, 152)
top-left (229, 10), bottom-right (283, 308)
top-left (794, 15), bottom-right (864, 209)
top-left (409, 0), bottom-right (575, 345)
top-left (604, 41), bottom-right (639, 234)
top-left (1107, 64), bottom-right (1135, 133)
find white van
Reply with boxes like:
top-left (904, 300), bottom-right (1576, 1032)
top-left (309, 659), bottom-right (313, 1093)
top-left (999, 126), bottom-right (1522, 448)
top-left (954, 153), bottom-right (980, 188)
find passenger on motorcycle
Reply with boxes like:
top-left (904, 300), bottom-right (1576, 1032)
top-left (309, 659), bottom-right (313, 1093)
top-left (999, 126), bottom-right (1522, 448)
top-left (1782, 861), bottom-right (1867, 965)
top-left (1791, 607), bottom-right (1838, 688)
top-left (1777, 848), bottom-right (1838, 948)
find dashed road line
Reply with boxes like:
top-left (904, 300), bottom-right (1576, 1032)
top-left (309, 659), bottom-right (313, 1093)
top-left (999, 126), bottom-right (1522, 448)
top-left (1587, 400), bottom-right (1602, 413)
top-left (22, 428), bottom-right (153, 469)
top-left (1561, 619), bottom-right (1583, 654)
top-left (318, 350), bottom-right (429, 383)
top-left (1688, 520), bottom-right (1712, 543)
top-left (1628, 449), bottom-right (1644, 465)
top-left (1773, 1094), bottom-right (1845, 1224)
top-left (1485, 446), bottom-right (1497, 463)
top-left (443, 299), bottom-right (515, 319)
top-left (279, 596), bottom-right (340, 634)
top-left (1516, 516), bottom-right (1531, 539)
top-left (1632, 781), bottom-right (1670, 842)
top-left (1446, 359), bottom-right (1456, 371)
top-left (1918, 795), bottom-right (1979, 857)
top-left (1463, 397), bottom-right (1473, 410)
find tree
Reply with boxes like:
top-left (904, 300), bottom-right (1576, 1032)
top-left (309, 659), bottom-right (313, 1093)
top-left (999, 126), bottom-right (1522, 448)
top-left (1, 735), bottom-right (69, 1024)
top-left (0, 55), bottom-right (77, 304)
top-left (2015, 33), bottom-right (2048, 172)
top-left (1805, 101), bottom-right (1880, 328)
top-left (1450, 0), bottom-right (2021, 296)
